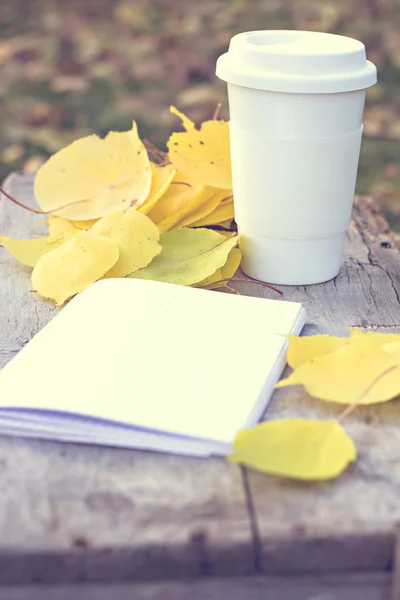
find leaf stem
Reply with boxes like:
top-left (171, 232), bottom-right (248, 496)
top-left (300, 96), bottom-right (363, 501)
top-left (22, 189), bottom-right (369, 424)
top-left (143, 139), bottom-right (167, 164)
top-left (213, 277), bottom-right (283, 296)
top-left (225, 284), bottom-right (241, 295)
top-left (337, 363), bottom-right (398, 423)
top-left (0, 186), bottom-right (47, 214)
top-left (336, 404), bottom-right (356, 423)
top-left (213, 103), bottom-right (222, 120)
top-left (0, 186), bottom-right (137, 217)
top-left (170, 181), bottom-right (192, 188)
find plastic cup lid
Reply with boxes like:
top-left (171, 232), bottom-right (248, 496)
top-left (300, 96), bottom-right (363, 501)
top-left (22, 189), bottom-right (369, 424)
top-left (216, 30), bottom-right (377, 94)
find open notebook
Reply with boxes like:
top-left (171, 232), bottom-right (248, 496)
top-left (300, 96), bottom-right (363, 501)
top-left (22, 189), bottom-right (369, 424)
top-left (0, 279), bottom-right (305, 456)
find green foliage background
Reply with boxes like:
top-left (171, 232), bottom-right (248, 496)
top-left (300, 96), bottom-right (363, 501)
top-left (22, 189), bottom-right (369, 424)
top-left (1, 0), bottom-right (400, 224)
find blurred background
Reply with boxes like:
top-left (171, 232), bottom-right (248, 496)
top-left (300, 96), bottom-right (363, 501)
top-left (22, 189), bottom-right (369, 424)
top-left (1, 0), bottom-right (400, 227)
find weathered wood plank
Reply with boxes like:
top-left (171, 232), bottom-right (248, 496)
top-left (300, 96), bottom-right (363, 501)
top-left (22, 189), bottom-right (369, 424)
top-left (391, 526), bottom-right (400, 600)
top-left (0, 173), bottom-right (56, 369)
top-left (0, 572), bottom-right (391, 600)
top-left (0, 173), bottom-right (254, 583)
top-left (240, 197), bottom-right (400, 334)
top-left (2, 173), bottom-right (400, 584)
top-left (244, 196), bottom-right (400, 574)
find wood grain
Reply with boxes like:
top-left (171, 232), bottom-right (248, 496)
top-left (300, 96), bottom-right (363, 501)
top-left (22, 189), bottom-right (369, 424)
top-left (1, 174), bottom-right (400, 593)
top-left (243, 195), bottom-right (400, 575)
top-left (0, 173), bottom-right (254, 583)
top-left (0, 573), bottom-right (391, 600)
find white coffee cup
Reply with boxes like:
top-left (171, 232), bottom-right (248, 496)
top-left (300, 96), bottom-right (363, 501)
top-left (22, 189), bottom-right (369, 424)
top-left (216, 30), bottom-right (377, 285)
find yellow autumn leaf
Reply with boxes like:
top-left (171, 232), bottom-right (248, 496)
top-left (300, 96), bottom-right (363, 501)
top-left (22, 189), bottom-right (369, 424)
top-left (32, 231), bottom-right (119, 305)
top-left (221, 247), bottom-right (241, 277)
top-left (48, 215), bottom-right (81, 244)
top-left (218, 219), bottom-right (236, 231)
top-left (0, 236), bottom-right (53, 268)
top-left (34, 122), bottom-right (152, 220)
top-left (230, 419), bottom-right (356, 481)
top-left (196, 268), bottom-right (223, 289)
top-left (382, 341), bottom-right (400, 362)
top-left (214, 229), bottom-right (237, 238)
top-left (277, 336), bottom-right (400, 405)
top-left (167, 107), bottom-right (232, 189)
top-left (91, 206), bottom-right (161, 278)
top-left (215, 246), bottom-right (241, 287)
top-left (197, 247), bottom-right (241, 289)
top-left (190, 200), bottom-right (235, 227)
top-left (70, 218), bottom-right (100, 229)
top-left (139, 163), bottom-right (176, 215)
top-left (129, 228), bottom-right (238, 286)
top-left (286, 334), bottom-right (351, 369)
top-left (175, 188), bottom-right (229, 228)
top-left (147, 176), bottom-right (206, 232)
top-left (350, 328), bottom-right (400, 347)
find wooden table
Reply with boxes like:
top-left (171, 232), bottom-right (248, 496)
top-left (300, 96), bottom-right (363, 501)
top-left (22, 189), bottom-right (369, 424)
top-left (1, 173), bottom-right (400, 600)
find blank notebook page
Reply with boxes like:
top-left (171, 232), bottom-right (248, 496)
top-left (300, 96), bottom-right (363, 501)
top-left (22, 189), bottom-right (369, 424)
top-left (0, 279), bottom-right (305, 453)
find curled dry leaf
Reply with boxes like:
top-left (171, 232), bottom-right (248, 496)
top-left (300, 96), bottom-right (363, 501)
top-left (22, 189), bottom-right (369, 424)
top-left (1, 107), bottom-right (240, 305)
top-left (190, 200), bottom-right (234, 228)
top-left (147, 174), bottom-right (204, 232)
top-left (138, 163), bottom-right (176, 215)
top-left (175, 188), bottom-right (228, 229)
top-left (230, 419), bottom-right (356, 481)
top-left (196, 247), bottom-right (242, 289)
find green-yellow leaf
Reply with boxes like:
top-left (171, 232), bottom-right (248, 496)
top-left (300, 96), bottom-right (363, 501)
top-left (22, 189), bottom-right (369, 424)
top-left (129, 228), bottom-right (238, 286)
top-left (197, 247), bottom-right (241, 289)
top-left (230, 419), bottom-right (356, 481)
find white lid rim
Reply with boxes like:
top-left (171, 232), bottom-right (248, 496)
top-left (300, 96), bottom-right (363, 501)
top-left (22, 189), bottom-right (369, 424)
top-left (216, 55), bottom-right (377, 94)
